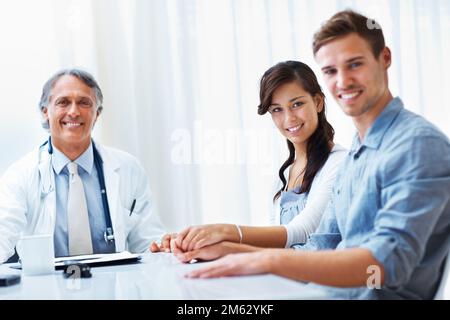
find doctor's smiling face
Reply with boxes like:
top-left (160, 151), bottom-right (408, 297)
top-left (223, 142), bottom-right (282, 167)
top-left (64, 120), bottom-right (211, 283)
top-left (42, 75), bottom-right (99, 158)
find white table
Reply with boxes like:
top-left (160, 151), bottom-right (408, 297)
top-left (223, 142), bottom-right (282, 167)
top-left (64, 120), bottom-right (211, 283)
top-left (0, 252), bottom-right (325, 299)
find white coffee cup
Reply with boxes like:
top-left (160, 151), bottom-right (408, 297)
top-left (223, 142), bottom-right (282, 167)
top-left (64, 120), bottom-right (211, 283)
top-left (17, 234), bottom-right (55, 275)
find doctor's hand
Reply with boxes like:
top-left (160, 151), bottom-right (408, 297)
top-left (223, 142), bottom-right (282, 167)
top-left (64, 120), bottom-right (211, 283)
top-left (185, 250), bottom-right (273, 279)
top-left (150, 233), bottom-right (177, 253)
top-left (175, 224), bottom-right (242, 252)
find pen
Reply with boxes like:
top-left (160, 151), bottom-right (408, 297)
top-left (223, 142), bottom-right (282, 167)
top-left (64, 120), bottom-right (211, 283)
top-left (129, 199), bottom-right (136, 216)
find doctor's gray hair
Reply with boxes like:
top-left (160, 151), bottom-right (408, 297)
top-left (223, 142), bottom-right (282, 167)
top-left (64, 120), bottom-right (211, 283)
top-left (38, 68), bottom-right (104, 130)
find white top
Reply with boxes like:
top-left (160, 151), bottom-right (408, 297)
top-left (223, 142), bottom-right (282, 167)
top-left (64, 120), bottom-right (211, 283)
top-left (270, 144), bottom-right (347, 248)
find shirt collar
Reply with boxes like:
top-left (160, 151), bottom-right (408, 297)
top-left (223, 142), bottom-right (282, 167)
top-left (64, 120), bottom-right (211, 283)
top-left (51, 141), bottom-right (94, 175)
top-left (351, 97), bottom-right (404, 152)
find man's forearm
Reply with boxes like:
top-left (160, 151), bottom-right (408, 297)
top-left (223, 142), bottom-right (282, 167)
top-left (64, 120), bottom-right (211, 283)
top-left (268, 248), bottom-right (385, 287)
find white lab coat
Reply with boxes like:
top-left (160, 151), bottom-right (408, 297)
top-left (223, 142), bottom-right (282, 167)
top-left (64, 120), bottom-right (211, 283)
top-left (0, 142), bottom-right (165, 263)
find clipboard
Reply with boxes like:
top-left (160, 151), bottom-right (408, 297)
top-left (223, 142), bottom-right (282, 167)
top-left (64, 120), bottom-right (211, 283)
top-left (9, 251), bottom-right (142, 271)
top-left (54, 251), bottom-right (142, 269)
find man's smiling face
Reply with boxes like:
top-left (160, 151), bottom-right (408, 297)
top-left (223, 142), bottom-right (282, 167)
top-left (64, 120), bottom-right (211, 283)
top-left (43, 75), bottom-right (99, 152)
top-left (315, 32), bottom-right (390, 120)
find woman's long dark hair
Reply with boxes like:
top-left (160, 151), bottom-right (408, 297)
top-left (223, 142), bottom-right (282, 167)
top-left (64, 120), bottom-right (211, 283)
top-left (257, 61), bottom-right (335, 202)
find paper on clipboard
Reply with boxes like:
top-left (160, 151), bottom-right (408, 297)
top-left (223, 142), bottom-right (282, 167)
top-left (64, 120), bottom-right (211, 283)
top-left (54, 251), bottom-right (142, 269)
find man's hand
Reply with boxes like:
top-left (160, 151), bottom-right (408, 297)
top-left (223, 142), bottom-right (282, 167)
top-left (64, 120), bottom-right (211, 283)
top-left (185, 250), bottom-right (272, 278)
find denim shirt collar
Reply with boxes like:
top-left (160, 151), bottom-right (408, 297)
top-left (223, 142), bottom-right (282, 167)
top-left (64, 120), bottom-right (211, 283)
top-left (351, 97), bottom-right (404, 153)
top-left (51, 141), bottom-right (94, 175)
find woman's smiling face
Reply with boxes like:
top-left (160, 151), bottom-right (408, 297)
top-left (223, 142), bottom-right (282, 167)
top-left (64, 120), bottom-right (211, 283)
top-left (268, 81), bottom-right (323, 149)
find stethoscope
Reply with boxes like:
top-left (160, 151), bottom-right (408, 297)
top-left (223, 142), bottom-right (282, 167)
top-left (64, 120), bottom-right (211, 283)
top-left (41, 137), bottom-right (115, 246)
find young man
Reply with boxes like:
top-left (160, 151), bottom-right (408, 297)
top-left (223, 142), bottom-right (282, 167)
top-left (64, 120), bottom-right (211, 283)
top-left (175, 10), bottom-right (450, 299)
top-left (0, 69), bottom-right (165, 262)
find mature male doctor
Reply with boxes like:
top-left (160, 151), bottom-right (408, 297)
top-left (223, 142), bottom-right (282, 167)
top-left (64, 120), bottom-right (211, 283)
top-left (0, 69), bottom-right (165, 263)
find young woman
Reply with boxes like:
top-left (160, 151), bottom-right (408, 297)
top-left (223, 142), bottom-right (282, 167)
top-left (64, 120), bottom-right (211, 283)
top-left (151, 61), bottom-right (346, 258)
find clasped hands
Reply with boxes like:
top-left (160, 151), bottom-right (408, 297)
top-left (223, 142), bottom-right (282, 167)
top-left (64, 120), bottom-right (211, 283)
top-left (150, 223), bottom-right (274, 279)
top-left (150, 224), bottom-right (241, 263)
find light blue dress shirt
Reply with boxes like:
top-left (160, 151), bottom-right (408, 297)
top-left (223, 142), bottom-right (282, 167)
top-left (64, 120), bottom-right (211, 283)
top-left (299, 97), bottom-right (450, 299)
top-left (52, 142), bottom-right (115, 257)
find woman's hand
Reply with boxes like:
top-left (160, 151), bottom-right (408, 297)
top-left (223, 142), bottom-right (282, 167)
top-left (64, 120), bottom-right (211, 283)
top-left (175, 224), bottom-right (240, 252)
top-left (173, 241), bottom-right (243, 263)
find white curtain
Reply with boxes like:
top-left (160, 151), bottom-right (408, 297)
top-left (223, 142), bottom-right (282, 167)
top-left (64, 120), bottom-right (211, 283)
top-left (1, 0), bottom-right (449, 231)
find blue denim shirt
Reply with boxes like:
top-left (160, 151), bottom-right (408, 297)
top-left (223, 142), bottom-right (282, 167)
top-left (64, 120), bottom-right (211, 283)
top-left (279, 186), bottom-right (308, 226)
top-left (300, 97), bottom-right (450, 299)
